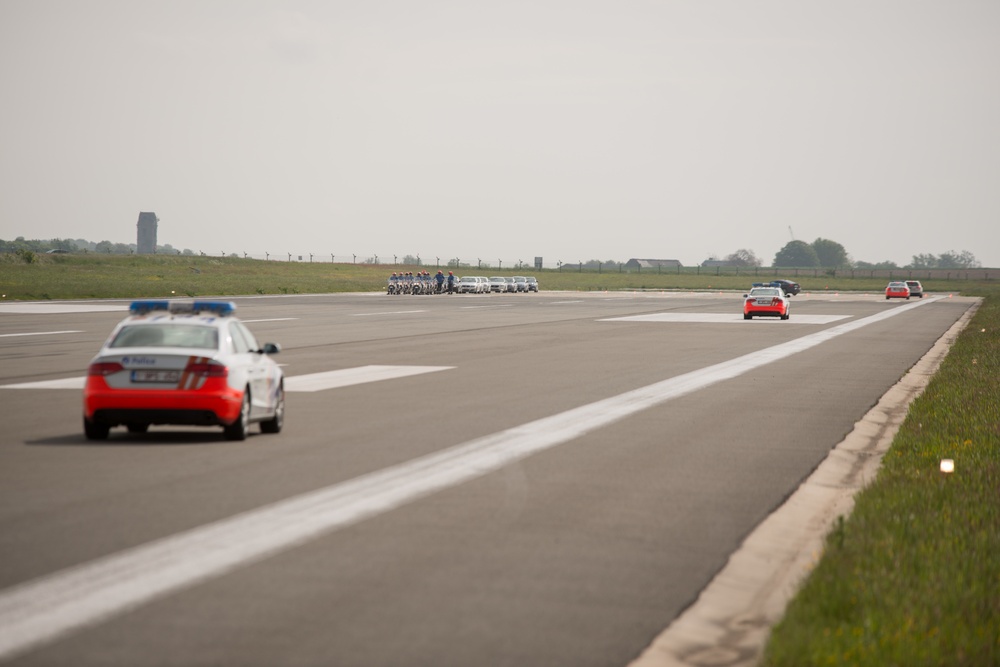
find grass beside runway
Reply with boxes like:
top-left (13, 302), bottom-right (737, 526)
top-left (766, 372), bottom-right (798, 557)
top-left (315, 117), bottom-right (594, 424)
top-left (762, 288), bottom-right (1000, 667)
top-left (0, 252), bottom-right (994, 300)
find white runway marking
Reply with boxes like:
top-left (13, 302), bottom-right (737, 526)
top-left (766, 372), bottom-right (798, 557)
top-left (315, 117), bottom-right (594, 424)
top-left (602, 313), bottom-right (850, 324)
top-left (0, 303), bottom-right (126, 314)
top-left (0, 366), bottom-right (452, 392)
top-left (284, 365), bottom-right (452, 392)
top-left (0, 330), bottom-right (83, 338)
top-left (350, 310), bottom-right (426, 316)
top-left (0, 298), bottom-right (939, 661)
top-left (243, 318), bottom-right (298, 323)
top-left (0, 377), bottom-right (86, 390)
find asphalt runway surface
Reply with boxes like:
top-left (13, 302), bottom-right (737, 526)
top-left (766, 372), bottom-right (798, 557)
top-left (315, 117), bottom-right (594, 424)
top-left (0, 290), bottom-right (975, 666)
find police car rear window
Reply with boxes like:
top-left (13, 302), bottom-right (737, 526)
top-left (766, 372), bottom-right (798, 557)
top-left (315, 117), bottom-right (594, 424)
top-left (110, 324), bottom-right (219, 350)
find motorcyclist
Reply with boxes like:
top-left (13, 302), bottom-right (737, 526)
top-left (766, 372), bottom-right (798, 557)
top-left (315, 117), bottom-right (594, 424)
top-left (446, 271), bottom-right (456, 294)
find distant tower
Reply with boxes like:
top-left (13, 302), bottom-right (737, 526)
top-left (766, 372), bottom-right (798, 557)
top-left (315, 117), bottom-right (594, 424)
top-left (137, 212), bottom-right (158, 254)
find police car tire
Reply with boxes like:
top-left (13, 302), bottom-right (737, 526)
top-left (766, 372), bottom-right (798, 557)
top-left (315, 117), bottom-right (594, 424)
top-left (224, 391), bottom-right (251, 441)
top-left (260, 383), bottom-right (285, 434)
top-left (84, 417), bottom-right (110, 440)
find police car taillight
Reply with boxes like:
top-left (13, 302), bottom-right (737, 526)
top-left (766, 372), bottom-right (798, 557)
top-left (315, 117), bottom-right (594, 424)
top-left (184, 360), bottom-right (228, 378)
top-left (88, 361), bottom-right (124, 376)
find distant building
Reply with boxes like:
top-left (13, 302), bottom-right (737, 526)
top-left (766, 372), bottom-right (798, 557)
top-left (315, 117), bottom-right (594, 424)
top-left (624, 258), bottom-right (682, 270)
top-left (136, 212), bottom-right (158, 254)
top-left (701, 259), bottom-right (738, 268)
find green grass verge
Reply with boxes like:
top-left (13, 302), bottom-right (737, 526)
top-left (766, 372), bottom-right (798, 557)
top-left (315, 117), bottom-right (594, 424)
top-left (0, 252), bottom-right (993, 300)
top-left (762, 289), bottom-right (1000, 666)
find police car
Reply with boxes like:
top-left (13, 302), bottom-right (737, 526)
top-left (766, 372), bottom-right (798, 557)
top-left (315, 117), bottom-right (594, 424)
top-left (743, 286), bottom-right (790, 320)
top-left (83, 300), bottom-right (284, 441)
top-left (885, 281), bottom-right (911, 300)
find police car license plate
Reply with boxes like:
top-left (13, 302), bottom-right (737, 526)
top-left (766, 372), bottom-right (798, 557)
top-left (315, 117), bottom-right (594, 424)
top-left (131, 369), bottom-right (180, 383)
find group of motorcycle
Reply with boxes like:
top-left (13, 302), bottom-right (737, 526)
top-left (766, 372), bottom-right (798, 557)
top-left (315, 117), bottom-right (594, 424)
top-left (386, 272), bottom-right (450, 295)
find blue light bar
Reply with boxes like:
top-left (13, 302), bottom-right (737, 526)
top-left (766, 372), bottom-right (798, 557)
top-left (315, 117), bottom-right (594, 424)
top-left (187, 301), bottom-right (236, 316)
top-left (129, 300), bottom-right (171, 315)
top-left (128, 300), bottom-right (236, 317)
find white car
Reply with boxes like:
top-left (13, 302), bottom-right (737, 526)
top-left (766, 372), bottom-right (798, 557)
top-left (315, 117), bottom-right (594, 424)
top-left (489, 277), bottom-right (507, 293)
top-left (458, 276), bottom-right (480, 293)
top-left (525, 277), bottom-right (539, 292)
top-left (83, 300), bottom-right (284, 441)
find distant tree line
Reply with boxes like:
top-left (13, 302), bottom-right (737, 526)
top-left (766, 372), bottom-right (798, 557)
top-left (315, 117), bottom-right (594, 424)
top-left (698, 240), bottom-right (982, 270)
top-left (769, 238), bottom-right (980, 270)
top-left (0, 237), bottom-right (194, 256)
top-left (2, 236), bottom-right (984, 270)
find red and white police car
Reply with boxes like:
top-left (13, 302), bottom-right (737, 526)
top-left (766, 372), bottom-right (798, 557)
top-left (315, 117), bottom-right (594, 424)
top-left (743, 286), bottom-right (790, 320)
top-left (885, 282), bottom-right (911, 300)
top-left (83, 300), bottom-right (284, 441)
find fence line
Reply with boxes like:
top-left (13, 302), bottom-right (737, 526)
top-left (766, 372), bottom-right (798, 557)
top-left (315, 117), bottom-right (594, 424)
top-left (233, 254), bottom-right (997, 280)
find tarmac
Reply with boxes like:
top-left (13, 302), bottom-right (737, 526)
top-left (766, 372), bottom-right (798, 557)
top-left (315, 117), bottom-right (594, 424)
top-left (627, 298), bottom-right (981, 667)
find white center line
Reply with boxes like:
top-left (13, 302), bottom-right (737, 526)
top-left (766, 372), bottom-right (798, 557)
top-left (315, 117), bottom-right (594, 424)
top-left (0, 298), bottom-right (938, 661)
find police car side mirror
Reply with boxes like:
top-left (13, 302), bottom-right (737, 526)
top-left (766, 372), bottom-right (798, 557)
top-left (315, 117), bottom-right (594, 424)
top-left (261, 342), bottom-right (281, 355)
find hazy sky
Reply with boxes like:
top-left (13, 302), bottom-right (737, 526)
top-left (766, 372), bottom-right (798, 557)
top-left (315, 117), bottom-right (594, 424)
top-left (2, 1), bottom-right (997, 267)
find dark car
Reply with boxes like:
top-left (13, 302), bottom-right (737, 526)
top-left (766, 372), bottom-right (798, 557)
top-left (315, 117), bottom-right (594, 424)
top-left (751, 280), bottom-right (800, 296)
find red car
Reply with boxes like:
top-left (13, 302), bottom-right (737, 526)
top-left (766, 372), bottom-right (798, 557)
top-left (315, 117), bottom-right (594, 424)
top-left (743, 286), bottom-right (790, 320)
top-left (885, 282), bottom-right (911, 300)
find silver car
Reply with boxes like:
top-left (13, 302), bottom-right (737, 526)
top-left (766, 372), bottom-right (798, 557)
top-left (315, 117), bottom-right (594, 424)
top-left (458, 276), bottom-right (479, 293)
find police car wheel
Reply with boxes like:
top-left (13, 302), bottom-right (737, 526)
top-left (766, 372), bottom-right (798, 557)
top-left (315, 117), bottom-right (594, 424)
top-left (84, 417), bottom-right (110, 440)
top-left (260, 383), bottom-right (284, 434)
top-left (224, 391), bottom-right (251, 441)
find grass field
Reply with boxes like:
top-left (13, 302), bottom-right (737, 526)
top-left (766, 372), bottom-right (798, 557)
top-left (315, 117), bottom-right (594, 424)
top-left (0, 251), bottom-right (993, 300)
top-left (3, 252), bottom-right (998, 664)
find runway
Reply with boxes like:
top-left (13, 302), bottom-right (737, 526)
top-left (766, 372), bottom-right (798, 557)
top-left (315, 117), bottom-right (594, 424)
top-left (0, 291), bottom-right (975, 666)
